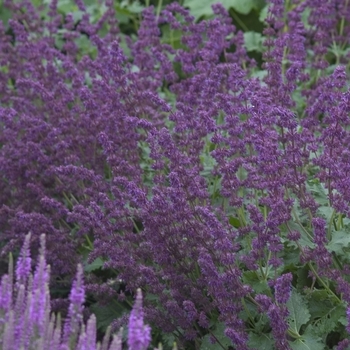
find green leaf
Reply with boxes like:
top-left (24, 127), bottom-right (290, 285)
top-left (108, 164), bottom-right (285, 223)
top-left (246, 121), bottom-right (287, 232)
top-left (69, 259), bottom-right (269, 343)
top-left (282, 246), bottom-right (300, 268)
top-left (296, 266), bottom-right (312, 290)
top-left (305, 180), bottom-right (329, 206)
top-left (183, 0), bottom-right (263, 20)
top-left (289, 327), bottom-right (323, 350)
top-left (317, 206), bottom-right (333, 223)
top-left (251, 69), bottom-right (268, 82)
top-left (248, 332), bottom-right (274, 350)
top-left (120, 0), bottom-right (145, 14)
top-left (57, 0), bottom-right (82, 20)
top-left (240, 300), bottom-right (259, 322)
top-left (161, 25), bottom-right (184, 49)
top-left (229, 0), bottom-right (265, 15)
top-left (259, 4), bottom-right (269, 22)
top-left (244, 31), bottom-right (263, 52)
top-left (327, 230), bottom-right (350, 255)
top-left (242, 271), bottom-right (269, 293)
top-left (229, 216), bottom-right (241, 228)
top-left (285, 220), bottom-right (314, 249)
top-left (90, 301), bottom-right (127, 332)
top-left (200, 322), bottom-right (233, 350)
top-left (161, 333), bottom-right (176, 348)
top-left (199, 151), bottom-right (217, 177)
top-left (84, 257), bottom-right (104, 272)
top-left (287, 290), bottom-right (311, 334)
top-left (312, 304), bottom-right (346, 337)
top-left (0, 3), bottom-right (12, 27)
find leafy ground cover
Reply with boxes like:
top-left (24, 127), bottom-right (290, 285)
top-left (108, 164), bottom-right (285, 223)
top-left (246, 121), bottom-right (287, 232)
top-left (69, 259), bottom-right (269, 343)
top-left (1, 0), bottom-right (350, 349)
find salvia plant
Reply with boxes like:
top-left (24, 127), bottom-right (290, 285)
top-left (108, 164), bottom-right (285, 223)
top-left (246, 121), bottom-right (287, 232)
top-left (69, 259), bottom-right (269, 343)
top-left (0, 232), bottom-right (156, 350)
top-left (3, 0), bottom-right (350, 349)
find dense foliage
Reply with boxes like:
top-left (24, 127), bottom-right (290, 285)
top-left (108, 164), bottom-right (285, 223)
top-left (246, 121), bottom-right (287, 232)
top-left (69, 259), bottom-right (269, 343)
top-left (2, 0), bottom-right (350, 349)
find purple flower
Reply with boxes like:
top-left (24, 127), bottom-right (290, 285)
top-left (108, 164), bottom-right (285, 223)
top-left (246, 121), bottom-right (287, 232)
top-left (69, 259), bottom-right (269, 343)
top-left (15, 233), bottom-right (32, 286)
top-left (267, 304), bottom-right (290, 349)
top-left (346, 307), bottom-right (350, 334)
top-left (337, 339), bottom-right (350, 350)
top-left (62, 264), bottom-right (85, 346)
top-left (127, 289), bottom-right (151, 350)
top-left (274, 273), bottom-right (293, 304)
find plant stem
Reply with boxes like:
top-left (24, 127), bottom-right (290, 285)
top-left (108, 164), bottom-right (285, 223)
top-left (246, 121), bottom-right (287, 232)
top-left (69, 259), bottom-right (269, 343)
top-left (156, 0), bottom-right (163, 19)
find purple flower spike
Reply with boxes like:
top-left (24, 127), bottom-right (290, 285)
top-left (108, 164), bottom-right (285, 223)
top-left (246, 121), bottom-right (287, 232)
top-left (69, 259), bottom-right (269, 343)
top-left (63, 263), bottom-right (85, 345)
top-left (346, 307), bottom-right (350, 334)
top-left (275, 273), bottom-right (293, 304)
top-left (15, 233), bottom-right (32, 286)
top-left (128, 289), bottom-right (151, 350)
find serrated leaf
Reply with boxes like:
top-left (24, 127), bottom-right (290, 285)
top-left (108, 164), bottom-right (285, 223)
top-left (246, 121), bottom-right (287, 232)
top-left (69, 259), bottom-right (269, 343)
top-left (313, 304), bottom-right (346, 337)
top-left (289, 327), bottom-right (323, 350)
top-left (287, 290), bottom-right (311, 333)
top-left (327, 230), bottom-right (350, 255)
top-left (308, 288), bottom-right (331, 302)
top-left (200, 322), bottom-right (233, 350)
top-left (283, 247), bottom-right (301, 267)
top-left (248, 332), bottom-right (274, 350)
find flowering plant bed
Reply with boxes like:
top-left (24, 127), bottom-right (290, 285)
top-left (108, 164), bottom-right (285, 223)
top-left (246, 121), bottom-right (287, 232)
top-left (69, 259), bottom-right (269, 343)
top-left (1, 0), bottom-right (350, 349)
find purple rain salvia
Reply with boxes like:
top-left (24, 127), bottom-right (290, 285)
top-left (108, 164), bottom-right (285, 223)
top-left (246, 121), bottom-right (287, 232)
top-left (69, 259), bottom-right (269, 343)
top-left (0, 233), bottom-right (156, 350)
top-left (2, 0), bottom-right (350, 348)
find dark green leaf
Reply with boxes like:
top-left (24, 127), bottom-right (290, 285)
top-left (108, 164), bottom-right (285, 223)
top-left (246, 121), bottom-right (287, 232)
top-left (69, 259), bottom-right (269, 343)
top-left (229, 216), bottom-right (241, 228)
top-left (200, 322), bottom-right (233, 350)
top-left (90, 301), bottom-right (127, 332)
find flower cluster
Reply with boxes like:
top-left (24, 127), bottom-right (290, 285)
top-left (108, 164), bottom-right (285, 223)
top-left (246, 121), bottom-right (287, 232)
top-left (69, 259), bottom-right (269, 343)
top-left (0, 233), bottom-right (154, 350)
top-left (2, 0), bottom-right (350, 348)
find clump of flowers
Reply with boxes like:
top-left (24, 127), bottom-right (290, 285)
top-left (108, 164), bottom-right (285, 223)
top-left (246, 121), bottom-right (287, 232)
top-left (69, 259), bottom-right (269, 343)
top-left (0, 232), bottom-right (154, 350)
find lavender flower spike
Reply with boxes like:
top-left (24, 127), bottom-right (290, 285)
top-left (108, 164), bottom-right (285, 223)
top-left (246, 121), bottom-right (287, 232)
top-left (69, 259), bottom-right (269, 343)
top-left (62, 263), bottom-right (85, 347)
top-left (127, 289), bottom-right (151, 350)
top-left (15, 232), bottom-right (32, 286)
